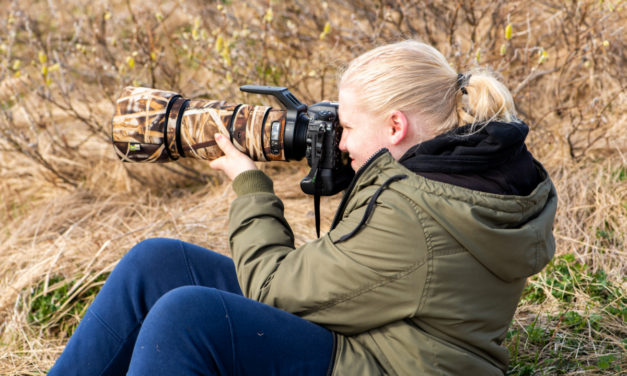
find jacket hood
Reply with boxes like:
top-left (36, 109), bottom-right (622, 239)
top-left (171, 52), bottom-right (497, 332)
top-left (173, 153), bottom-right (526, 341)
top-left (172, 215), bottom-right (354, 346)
top-left (392, 155), bottom-right (557, 282)
top-left (436, 163), bottom-right (557, 282)
top-left (363, 122), bottom-right (557, 282)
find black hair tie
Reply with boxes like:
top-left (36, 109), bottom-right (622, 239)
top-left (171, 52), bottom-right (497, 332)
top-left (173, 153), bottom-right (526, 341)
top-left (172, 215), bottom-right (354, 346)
top-left (457, 73), bottom-right (471, 95)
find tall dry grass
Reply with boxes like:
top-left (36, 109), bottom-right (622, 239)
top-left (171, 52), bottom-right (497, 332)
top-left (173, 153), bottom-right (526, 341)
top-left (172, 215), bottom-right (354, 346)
top-left (0, 0), bottom-right (626, 374)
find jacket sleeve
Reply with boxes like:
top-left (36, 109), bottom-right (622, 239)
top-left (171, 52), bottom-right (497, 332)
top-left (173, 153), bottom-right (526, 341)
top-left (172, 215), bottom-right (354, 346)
top-left (228, 170), bottom-right (429, 335)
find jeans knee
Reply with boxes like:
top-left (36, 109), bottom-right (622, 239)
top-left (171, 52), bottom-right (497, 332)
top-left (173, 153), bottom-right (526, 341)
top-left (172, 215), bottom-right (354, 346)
top-left (129, 287), bottom-right (233, 376)
top-left (145, 286), bottom-right (223, 328)
top-left (115, 238), bottom-right (181, 277)
top-left (126, 238), bottom-right (178, 262)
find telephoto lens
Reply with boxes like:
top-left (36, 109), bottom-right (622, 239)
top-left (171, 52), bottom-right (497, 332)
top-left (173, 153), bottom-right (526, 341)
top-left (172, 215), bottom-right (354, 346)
top-left (111, 85), bottom-right (355, 204)
top-left (111, 86), bottom-right (296, 163)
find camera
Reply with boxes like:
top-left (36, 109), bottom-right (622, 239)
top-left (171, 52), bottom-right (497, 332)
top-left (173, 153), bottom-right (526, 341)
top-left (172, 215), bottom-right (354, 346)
top-left (111, 85), bottom-right (355, 198)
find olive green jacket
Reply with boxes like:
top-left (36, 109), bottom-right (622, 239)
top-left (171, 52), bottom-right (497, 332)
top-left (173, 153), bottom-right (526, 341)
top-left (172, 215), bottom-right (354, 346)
top-left (228, 150), bottom-right (557, 376)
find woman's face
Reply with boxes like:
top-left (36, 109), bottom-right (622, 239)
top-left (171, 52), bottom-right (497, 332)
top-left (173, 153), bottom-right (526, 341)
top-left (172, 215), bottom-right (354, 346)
top-left (337, 87), bottom-right (391, 171)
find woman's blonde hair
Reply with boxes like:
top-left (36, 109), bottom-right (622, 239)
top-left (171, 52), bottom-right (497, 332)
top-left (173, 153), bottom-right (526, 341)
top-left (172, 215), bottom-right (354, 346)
top-left (339, 40), bottom-right (518, 137)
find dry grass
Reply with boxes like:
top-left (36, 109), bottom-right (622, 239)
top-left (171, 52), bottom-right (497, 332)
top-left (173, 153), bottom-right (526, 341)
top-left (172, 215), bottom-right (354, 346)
top-left (0, 0), bottom-right (626, 374)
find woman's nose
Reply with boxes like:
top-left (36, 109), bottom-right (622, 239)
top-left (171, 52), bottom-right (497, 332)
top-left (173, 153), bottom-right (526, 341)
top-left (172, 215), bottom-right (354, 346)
top-left (339, 130), bottom-right (348, 152)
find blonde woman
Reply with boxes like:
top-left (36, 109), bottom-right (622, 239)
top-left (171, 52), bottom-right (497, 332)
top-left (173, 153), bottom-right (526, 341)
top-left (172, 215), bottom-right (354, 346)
top-left (50, 40), bottom-right (556, 376)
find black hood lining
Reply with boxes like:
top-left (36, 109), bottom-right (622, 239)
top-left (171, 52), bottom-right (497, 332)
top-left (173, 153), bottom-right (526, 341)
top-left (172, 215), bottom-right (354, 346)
top-left (398, 121), bottom-right (529, 174)
top-left (397, 121), bottom-right (540, 196)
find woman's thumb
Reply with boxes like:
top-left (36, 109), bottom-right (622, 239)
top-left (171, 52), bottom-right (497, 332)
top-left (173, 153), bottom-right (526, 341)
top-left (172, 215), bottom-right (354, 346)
top-left (214, 133), bottom-right (236, 154)
top-left (209, 156), bottom-right (224, 171)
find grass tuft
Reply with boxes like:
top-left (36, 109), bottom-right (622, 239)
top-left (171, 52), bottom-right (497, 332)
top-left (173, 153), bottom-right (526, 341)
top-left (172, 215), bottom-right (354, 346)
top-left (507, 255), bottom-right (627, 374)
top-left (26, 273), bottom-right (110, 338)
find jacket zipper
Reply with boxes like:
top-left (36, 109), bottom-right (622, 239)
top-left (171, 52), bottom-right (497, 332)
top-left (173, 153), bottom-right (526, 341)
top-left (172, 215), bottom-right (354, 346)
top-left (330, 148), bottom-right (389, 231)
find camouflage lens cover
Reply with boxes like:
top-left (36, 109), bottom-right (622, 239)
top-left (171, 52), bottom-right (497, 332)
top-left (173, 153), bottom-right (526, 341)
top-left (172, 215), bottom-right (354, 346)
top-left (232, 105), bottom-right (271, 162)
top-left (112, 86), bottom-right (289, 163)
top-left (179, 100), bottom-right (237, 160)
top-left (112, 87), bottom-right (179, 163)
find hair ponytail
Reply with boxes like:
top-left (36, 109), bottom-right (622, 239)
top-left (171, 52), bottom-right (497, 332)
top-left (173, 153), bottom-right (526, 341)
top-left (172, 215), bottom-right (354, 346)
top-left (339, 41), bottom-right (519, 138)
top-left (457, 69), bottom-right (518, 133)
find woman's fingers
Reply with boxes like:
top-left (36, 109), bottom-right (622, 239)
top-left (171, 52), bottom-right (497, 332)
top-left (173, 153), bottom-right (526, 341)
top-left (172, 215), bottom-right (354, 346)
top-left (209, 133), bottom-right (258, 180)
top-left (214, 133), bottom-right (238, 156)
top-left (208, 134), bottom-right (231, 171)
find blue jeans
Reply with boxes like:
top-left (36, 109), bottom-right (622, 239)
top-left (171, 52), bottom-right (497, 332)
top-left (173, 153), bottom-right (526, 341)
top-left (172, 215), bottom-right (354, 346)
top-left (48, 238), bottom-right (335, 376)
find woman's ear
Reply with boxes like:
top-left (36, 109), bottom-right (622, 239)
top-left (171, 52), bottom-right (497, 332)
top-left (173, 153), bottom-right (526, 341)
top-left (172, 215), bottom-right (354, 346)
top-left (388, 110), bottom-right (409, 146)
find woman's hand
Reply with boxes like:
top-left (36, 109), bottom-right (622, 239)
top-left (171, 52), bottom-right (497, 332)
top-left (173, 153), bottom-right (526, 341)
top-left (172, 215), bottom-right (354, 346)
top-left (209, 133), bottom-right (258, 180)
